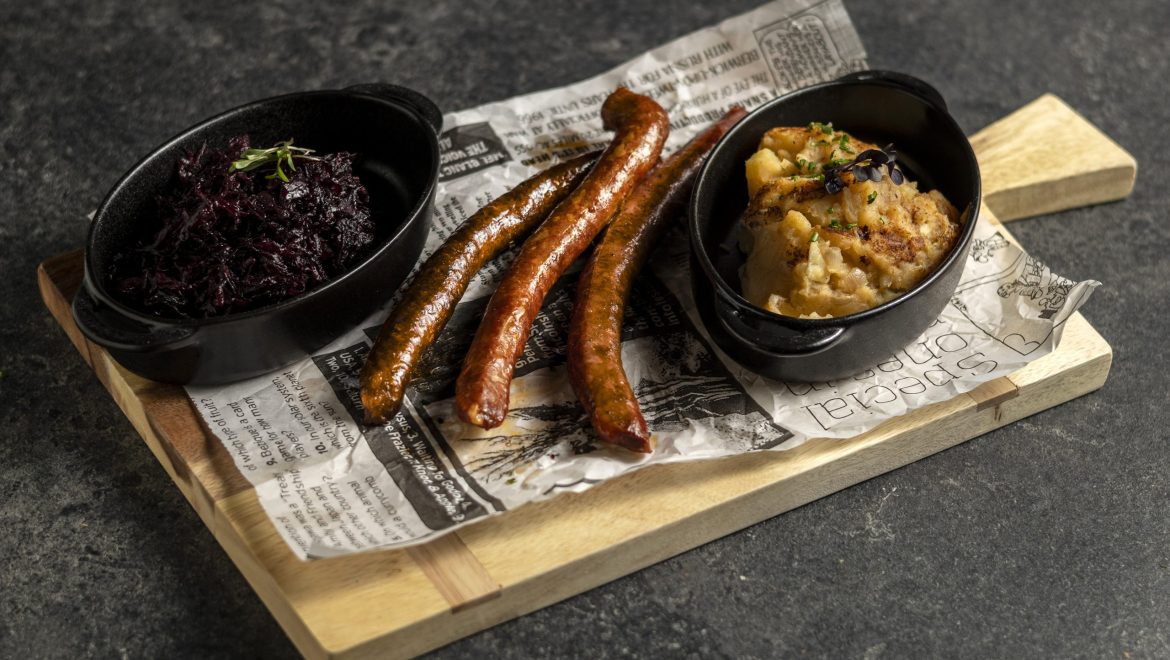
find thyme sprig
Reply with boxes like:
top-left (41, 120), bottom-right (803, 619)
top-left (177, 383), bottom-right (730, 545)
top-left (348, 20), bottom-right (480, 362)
top-left (229, 139), bottom-right (320, 182)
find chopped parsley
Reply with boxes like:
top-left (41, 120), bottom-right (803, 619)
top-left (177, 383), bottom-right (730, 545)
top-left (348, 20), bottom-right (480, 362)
top-left (796, 158), bottom-right (819, 174)
top-left (808, 121), bottom-right (833, 135)
top-left (847, 222), bottom-right (858, 230)
top-left (837, 134), bottom-right (854, 154)
top-left (810, 232), bottom-right (820, 243)
top-left (830, 219), bottom-right (842, 229)
top-left (867, 191), bottom-right (878, 204)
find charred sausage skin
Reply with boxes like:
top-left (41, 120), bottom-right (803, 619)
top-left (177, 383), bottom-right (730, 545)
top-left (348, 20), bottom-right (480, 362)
top-left (567, 107), bottom-right (747, 452)
top-left (456, 88), bottom-right (669, 429)
top-left (360, 152), bottom-right (597, 424)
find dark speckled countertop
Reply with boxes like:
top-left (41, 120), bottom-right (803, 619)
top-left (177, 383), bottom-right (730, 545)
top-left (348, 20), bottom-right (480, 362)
top-left (2, 1), bottom-right (1168, 657)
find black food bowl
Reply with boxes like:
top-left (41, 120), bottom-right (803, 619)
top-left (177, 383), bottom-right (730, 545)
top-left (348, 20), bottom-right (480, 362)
top-left (689, 70), bottom-right (981, 382)
top-left (73, 84), bottom-right (442, 385)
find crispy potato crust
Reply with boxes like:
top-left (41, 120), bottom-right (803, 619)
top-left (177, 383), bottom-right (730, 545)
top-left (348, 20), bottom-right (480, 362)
top-left (741, 125), bottom-right (960, 318)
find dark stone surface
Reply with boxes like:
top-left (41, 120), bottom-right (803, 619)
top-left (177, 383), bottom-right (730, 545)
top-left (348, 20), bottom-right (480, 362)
top-left (2, 0), bottom-right (1167, 657)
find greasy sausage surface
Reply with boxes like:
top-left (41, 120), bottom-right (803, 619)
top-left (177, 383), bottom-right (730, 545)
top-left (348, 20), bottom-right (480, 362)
top-left (360, 152), bottom-right (597, 424)
top-left (568, 107), bottom-right (747, 452)
top-left (456, 88), bottom-right (669, 429)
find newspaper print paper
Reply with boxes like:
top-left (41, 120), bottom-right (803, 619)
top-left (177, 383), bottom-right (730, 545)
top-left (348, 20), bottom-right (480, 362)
top-left (186, 0), bottom-right (1098, 559)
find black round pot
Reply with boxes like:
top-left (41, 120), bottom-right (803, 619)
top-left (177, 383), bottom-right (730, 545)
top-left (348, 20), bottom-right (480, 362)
top-left (73, 84), bottom-right (443, 385)
top-left (689, 70), bottom-right (981, 382)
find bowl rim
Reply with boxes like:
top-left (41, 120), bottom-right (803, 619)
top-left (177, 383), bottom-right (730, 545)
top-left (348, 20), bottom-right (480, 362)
top-left (688, 74), bottom-right (983, 331)
top-left (83, 87), bottom-right (441, 329)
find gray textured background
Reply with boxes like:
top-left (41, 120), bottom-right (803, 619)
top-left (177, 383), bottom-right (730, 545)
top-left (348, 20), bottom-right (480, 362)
top-left (2, 0), bottom-right (1168, 657)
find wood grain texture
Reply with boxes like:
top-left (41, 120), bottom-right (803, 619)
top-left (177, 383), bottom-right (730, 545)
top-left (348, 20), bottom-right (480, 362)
top-left (37, 95), bottom-right (1124, 658)
top-left (969, 376), bottom-right (1020, 412)
top-left (407, 534), bottom-right (501, 612)
top-left (971, 94), bottom-right (1137, 221)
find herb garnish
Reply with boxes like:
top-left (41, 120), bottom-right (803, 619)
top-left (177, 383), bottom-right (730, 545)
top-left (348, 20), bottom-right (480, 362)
top-left (794, 158), bottom-right (819, 174)
top-left (837, 134), bottom-right (855, 154)
top-left (867, 191), bottom-right (878, 204)
top-left (810, 232), bottom-right (820, 243)
top-left (229, 139), bottom-right (321, 182)
top-left (824, 144), bottom-right (904, 194)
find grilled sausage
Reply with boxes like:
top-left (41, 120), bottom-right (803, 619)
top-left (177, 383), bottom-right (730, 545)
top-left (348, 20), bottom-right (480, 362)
top-left (360, 152), bottom-right (597, 424)
top-left (567, 107), bottom-right (747, 452)
top-left (455, 88), bottom-right (669, 429)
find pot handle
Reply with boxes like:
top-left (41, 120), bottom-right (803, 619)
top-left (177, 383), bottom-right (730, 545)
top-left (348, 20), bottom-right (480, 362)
top-left (718, 305), bottom-right (847, 356)
top-left (346, 83), bottom-right (444, 135)
top-left (835, 70), bottom-right (947, 111)
top-left (72, 287), bottom-right (196, 353)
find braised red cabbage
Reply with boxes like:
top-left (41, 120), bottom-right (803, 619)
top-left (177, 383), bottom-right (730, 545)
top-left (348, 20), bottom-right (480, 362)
top-left (112, 135), bottom-right (375, 318)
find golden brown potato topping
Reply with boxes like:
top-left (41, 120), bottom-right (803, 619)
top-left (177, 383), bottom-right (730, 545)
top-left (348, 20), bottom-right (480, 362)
top-left (740, 124), bottom-right (961, 318)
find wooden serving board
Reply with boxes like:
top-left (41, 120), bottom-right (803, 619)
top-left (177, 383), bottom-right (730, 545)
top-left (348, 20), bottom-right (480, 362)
top-left (39, 94), bottom-right (1134, 659)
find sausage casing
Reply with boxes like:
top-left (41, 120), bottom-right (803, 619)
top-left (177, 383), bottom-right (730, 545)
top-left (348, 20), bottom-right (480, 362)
top-left (455, 88), bottom-right (669, 429)
top-left (567, 107), bottom-right (747, 452)
top-left (360, 152), bottom-right (597, 424)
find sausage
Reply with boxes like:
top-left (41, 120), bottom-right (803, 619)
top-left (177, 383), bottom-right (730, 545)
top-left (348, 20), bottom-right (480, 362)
top-left (568, 107), bottom-right (747, 452)
top-left (455, 88), bottom-right (669, 429)
top-left (360, 152), bottom-right (597, 424)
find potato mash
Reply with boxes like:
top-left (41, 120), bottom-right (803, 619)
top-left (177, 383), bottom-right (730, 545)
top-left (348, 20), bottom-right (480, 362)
top-left (740, 123), bottom-right (961, 318)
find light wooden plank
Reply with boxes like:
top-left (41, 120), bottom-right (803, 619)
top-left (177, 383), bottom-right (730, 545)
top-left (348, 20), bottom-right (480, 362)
top-left (969, 376), bottom-right (1020, 412)
top-left (34, 93), bottom-right (1126, 658)
top-left (407, 534), bottom-right (501, 612)
top-left (970, 94), bottom-right (1136, 221)
top-left (35, 235), bottom-right (1113, 660)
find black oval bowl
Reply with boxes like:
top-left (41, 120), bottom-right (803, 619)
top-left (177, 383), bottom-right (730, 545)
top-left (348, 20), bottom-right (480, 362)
top-left (73, 84), bottom-right (443, 385)
top-left (689, 71), bottom-right (981, 382)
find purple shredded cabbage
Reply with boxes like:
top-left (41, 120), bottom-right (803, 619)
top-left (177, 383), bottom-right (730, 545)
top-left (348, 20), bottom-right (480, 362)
top-left (112, 135), bottom-right (375, 318)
